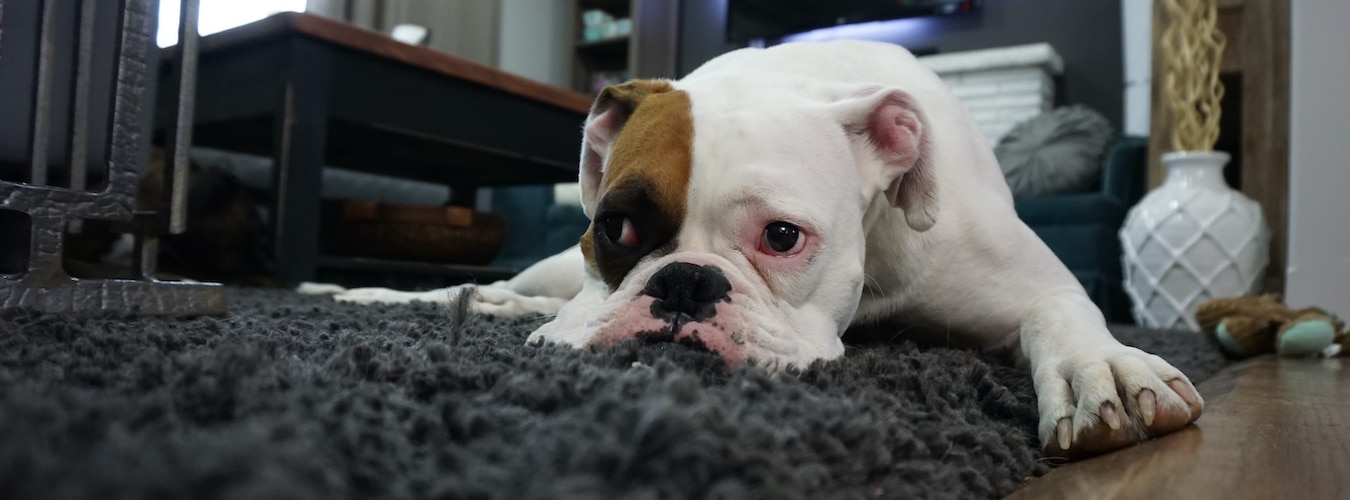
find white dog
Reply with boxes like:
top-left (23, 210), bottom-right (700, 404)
top-left (320, 40), bottom-right (1202, 458)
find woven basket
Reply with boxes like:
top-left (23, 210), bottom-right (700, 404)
top-left (321, 200), bottom-right (507, 265)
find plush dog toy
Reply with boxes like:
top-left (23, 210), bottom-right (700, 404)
top-left (1195, 295), bottom-right (1345, 358)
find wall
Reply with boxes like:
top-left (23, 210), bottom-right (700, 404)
top-left (678, 0), bottom-right (1125, 132)
top-left (388, 0), bottom-right (500, 66)
top-left (306, 0), bottom-right (501, 66)
top-left (1120, 0), bottom-right (1152, 136)
top-left (497, 0), bottom-right (570, 87)
top-left (677, 0), bottom-right (743, 76)
top-left (1285, 1), bottom-right (1350, 314)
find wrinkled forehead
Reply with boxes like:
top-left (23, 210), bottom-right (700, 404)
top-left (597, 86), bottom-right (860, 219)
top-left (684, 93), bottom-right (862, 209)
top-left (599, 89), bottom-right (693, 208)
top-left (600, 84), bottom-right (845, 189)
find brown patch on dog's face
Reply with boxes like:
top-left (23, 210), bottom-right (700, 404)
top-left (584, 82), bottom-right (694, 290)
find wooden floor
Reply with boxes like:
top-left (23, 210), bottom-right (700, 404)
top-left (1008, 356), bottom-right (1350, 499)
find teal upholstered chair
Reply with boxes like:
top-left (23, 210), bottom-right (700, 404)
top-left (490, 186), bottom-right (589, 271)
top-left (1012, 136), bottom-right (1149, 324)
top-left (489, 186), bottom-right (574, 270)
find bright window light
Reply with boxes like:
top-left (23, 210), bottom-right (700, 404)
top-left (158, 0), bottom-right (306, 47)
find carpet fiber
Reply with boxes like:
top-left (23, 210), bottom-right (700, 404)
top-left (0, 288), bottom-right (1228, 499)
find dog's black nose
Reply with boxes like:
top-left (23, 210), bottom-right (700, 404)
top-left (642, 262), bottom-right (732, 323)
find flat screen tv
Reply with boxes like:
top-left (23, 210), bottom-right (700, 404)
top-left (727, 0), bottom-right (980, 43)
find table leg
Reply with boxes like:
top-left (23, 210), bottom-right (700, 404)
top-left (448, 184), bottom-right (480, 208)
top-left (270, 39), bottom-right (332, 284)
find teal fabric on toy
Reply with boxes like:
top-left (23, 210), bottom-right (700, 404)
top-left (1214, 324), bottom-right (1248, 356)
top-left (1278, 320), bottom-right (1336, 357)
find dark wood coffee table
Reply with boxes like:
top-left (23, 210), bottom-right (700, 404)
top-left (156, 12), bottom-right (592, 284)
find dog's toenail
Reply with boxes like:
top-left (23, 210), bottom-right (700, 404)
top-left (1056, 417), bottom-right (1072, 450)
top-left (1139, 389), bottom-right (1157, 426)
top-left (1167, 379), bottom-right (1202, 413)
top-left (1101, 401), bottom-right (1121, 430)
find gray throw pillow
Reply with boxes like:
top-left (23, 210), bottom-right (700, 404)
top-left (994, 105), bottom-right (1114, 198)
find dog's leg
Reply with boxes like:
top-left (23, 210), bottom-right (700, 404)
top-left (469, 245), bottom-right (584, 316)
top-left (296, 282), bottom-right (349, 295)
top-left (887, 190), bottom-right (1204, 458)
top-left (1021, 290), bottom-right (1204, 458)
top-left (525, 271), bottom-right (611, 346)
top-left (331, 245), bottom-right (584, 317)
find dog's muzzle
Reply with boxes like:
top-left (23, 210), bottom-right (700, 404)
top-left (641, 262), bottom-right (731, 324)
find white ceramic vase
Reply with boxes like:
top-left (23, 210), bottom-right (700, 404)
top-left (1119, 150), bottom-right (1270, 330)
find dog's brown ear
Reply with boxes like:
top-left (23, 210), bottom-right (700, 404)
top-left (579, 79), bottom-right (673, 218)
top-left (834, 86), bottom-right (938, 231)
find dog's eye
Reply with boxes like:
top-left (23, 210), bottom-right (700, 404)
top-left (761, 221), bottom-right (803, 255)
top-left (601, 215), bottom-right (638, 248)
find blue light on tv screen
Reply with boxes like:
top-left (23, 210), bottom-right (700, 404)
top-left (726, 0), bottom-right (980, 43)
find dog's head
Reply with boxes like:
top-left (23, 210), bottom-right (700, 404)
top-left (535, 78), bottom-right (937, 368)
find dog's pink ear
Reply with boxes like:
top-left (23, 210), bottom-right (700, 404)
top-left (580, 80), bottom-right (672, 218)
top-left (835, 87), bottom-right (938, 231)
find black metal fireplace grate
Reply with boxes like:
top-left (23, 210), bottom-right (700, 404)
top-left (0, 0), bottom-right (225, 315)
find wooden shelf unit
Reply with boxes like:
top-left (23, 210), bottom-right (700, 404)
top-left (568, 0), bottom-right (679, 95)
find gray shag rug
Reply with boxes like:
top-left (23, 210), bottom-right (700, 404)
top-left (0, 287), bottom-right (1229, 500)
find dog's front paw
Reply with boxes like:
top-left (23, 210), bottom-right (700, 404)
top-left (333, 286), bottom-right (465, 305)
top-left (1034, 346), bottom-right (1204, 459)
top-left (470, 286), bottom-right (569, 317)
top-left (333, 284), bottom-right (566, 318)
top-left (295, 282), bottom-right (348, 295)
